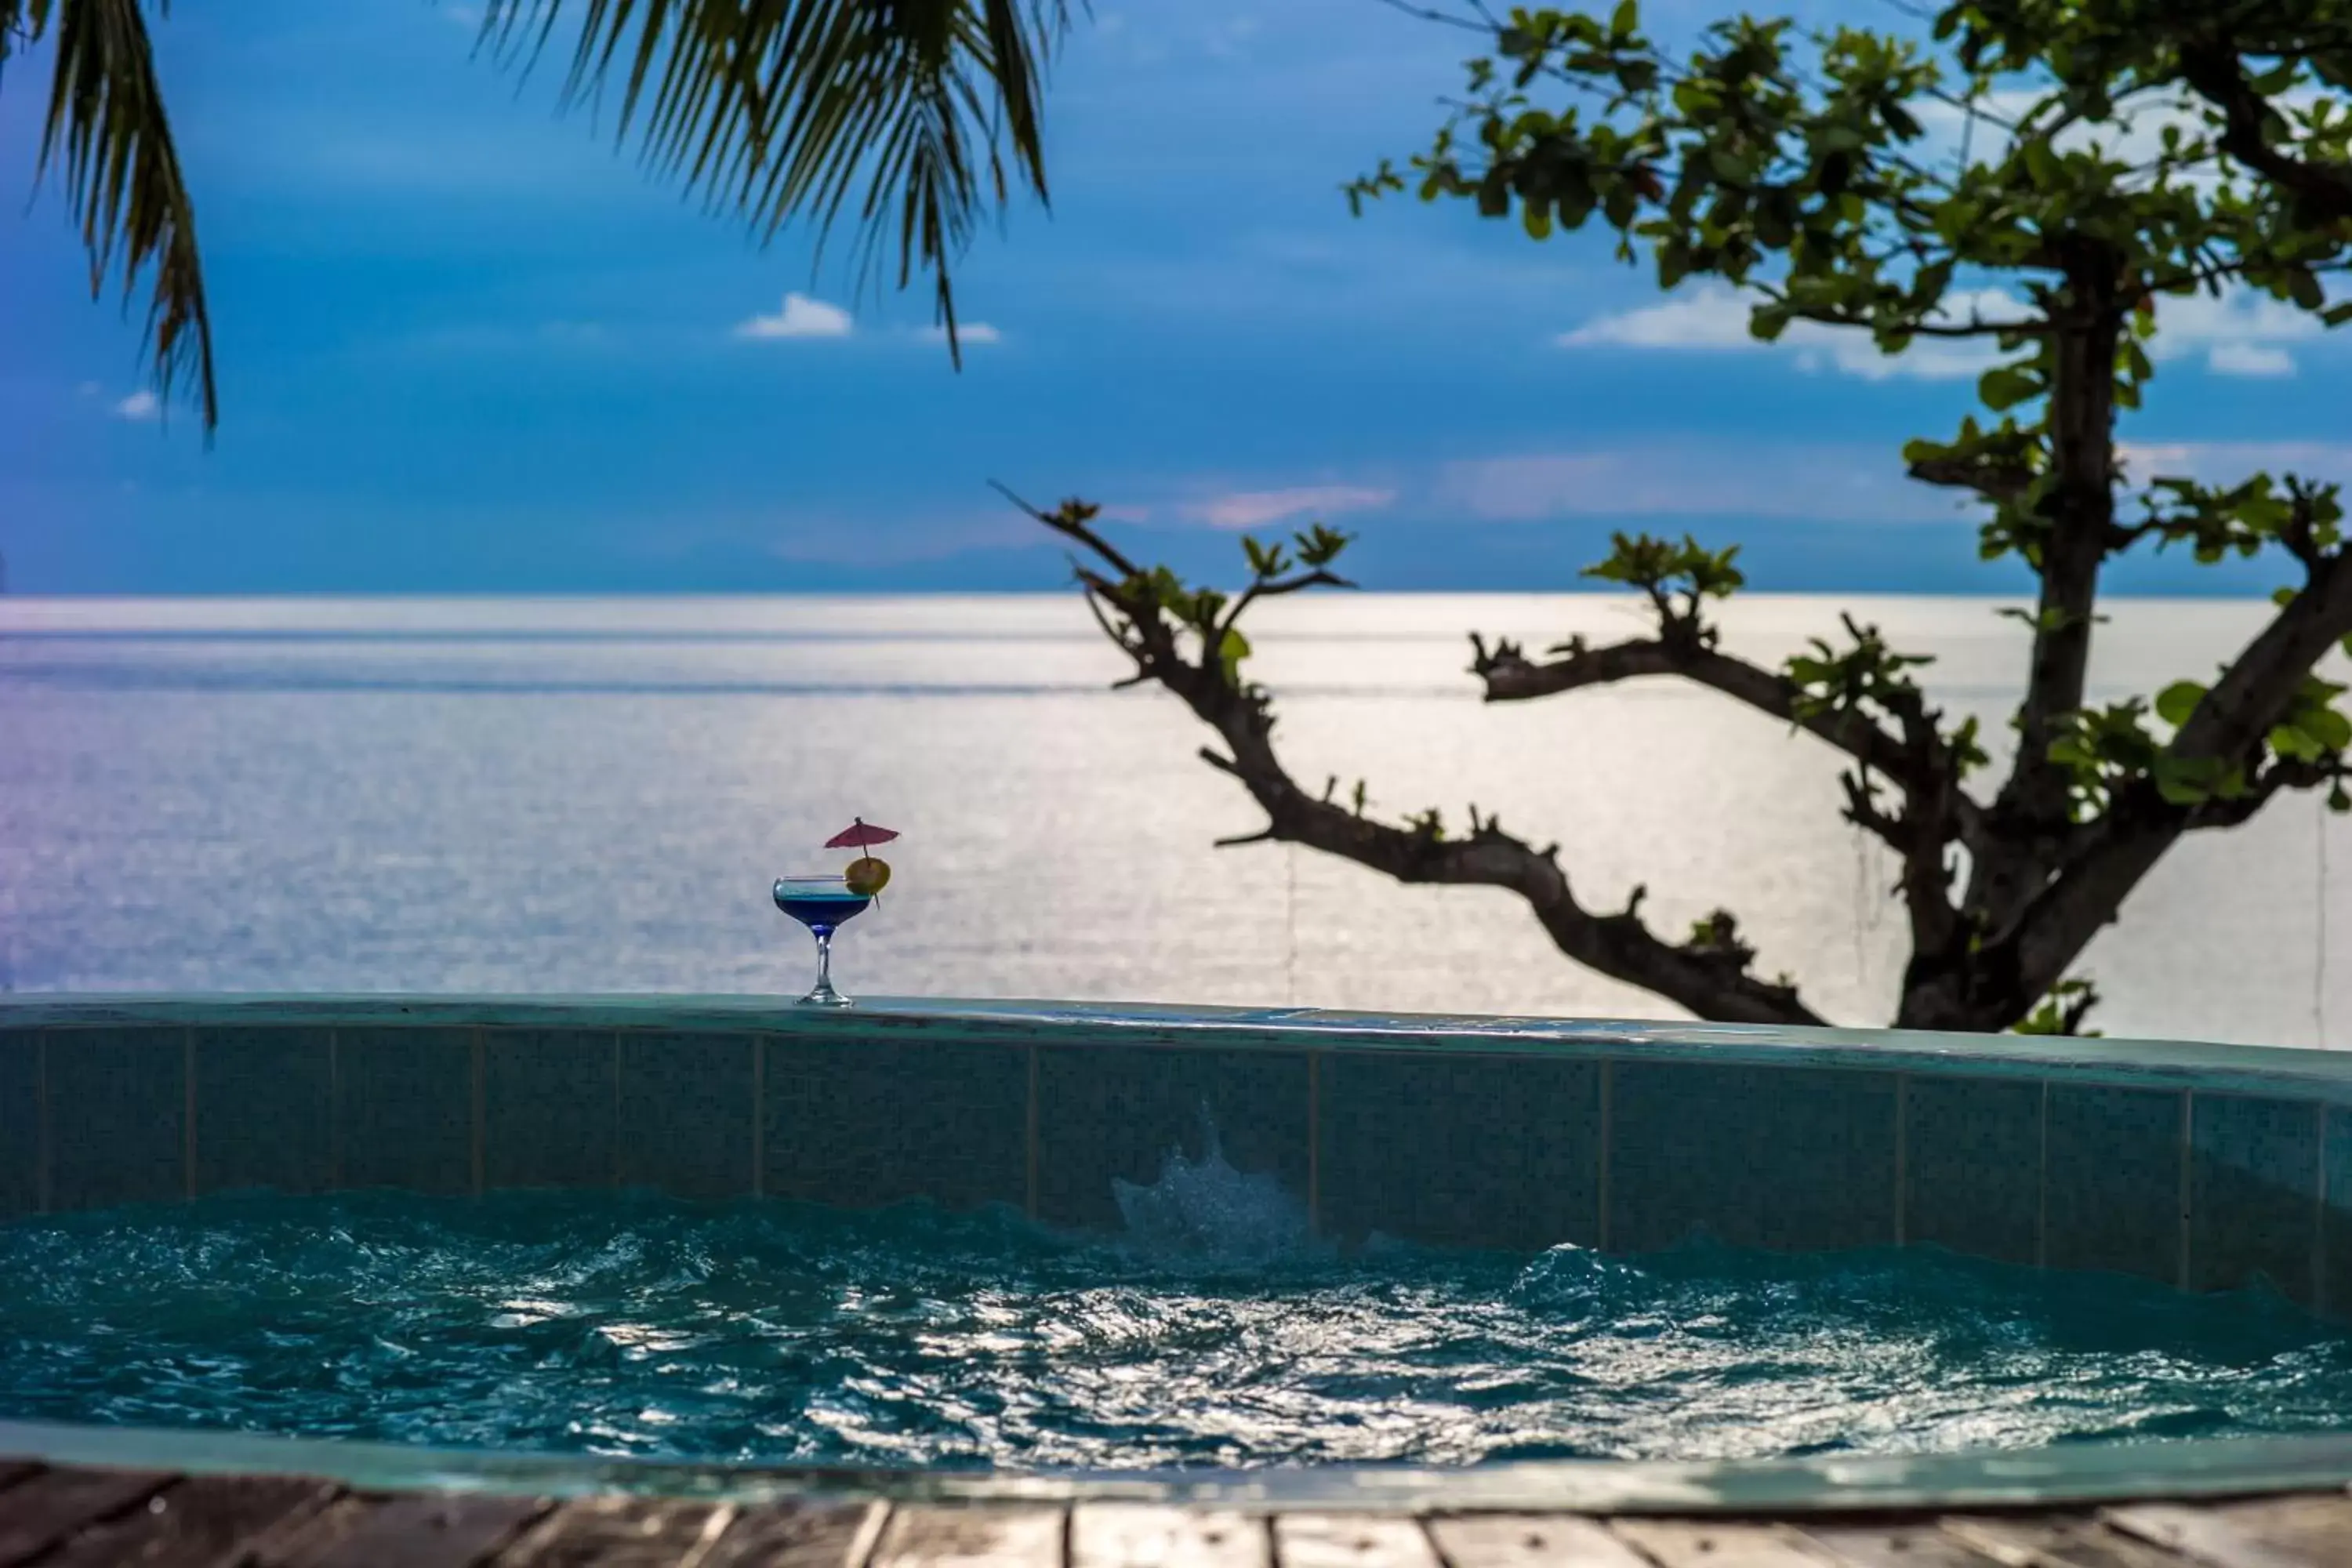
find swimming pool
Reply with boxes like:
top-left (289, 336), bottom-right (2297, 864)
top-left (1, 1186), bottom-right (2347, 1472)
top-left (6, 995), bottom-right (2352, 1508)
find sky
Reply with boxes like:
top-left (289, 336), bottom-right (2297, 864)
top-left (1, 0), bottom-right (2347, 594)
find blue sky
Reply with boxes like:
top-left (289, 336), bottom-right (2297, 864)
top-left (1, 0), bottom-right (2346, 593)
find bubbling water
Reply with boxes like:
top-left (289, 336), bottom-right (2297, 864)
top-left (0, 1185), bottom-right (2347, 1470)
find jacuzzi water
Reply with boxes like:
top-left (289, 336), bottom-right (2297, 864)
top-left (5, 1143), bottom-right (2351, 1475)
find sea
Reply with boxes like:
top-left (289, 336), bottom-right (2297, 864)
top-left (1, 593), bottom-right (2341, 1047)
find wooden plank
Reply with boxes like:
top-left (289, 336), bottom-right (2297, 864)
top-left (1606, 1520), bottom-right (1836, 1568)
top-left (42, 1475), bottom-right (341, 1568)
top-left (1426, 1514), bottom-right (1650, 1568)
top-left (244, 1496), bottom-right (396, 1568)
top-left (1941, 1515), bottom-right (2193, 1568)
top-left (703, 1501), bottom-right (888, 1568)
top-left (494, 1497), bottom-right (735, 1568)
top-left (308, 1491), bottom-right (553, 1568)
top-left (2103, 1502), bottom-right (2338, 1568)
top-left (0, 1466), bottom-right (176, 1566)
top-left (1073, 1504), bottom-right (1268, 1568)
top-left (2204, 1496), bottom-right (2352, 1565)
top-left (869, 1505), bottom-right (1065, 1568)
top-left (1272, 1515), bottom-right (1443, 1568)
top-left (1793, 1523), bottom-right (2008, 1568)
top-left (0, 1467), bottom-right (41, 1499)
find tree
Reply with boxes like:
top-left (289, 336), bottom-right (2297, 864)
top-left (1001, 0), bottom-right (2352, 1035)
top-left (0, 0), bottom-right (1074, 434)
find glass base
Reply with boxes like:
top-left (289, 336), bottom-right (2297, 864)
top-left (798, 979), bottom-right (852, 1007)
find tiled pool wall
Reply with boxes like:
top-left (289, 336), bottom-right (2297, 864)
top-left (4, 1000), bottom-right (2351, 1316)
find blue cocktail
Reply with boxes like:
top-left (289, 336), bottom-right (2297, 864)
top-left (774, 875), bottom-right (872, 1007)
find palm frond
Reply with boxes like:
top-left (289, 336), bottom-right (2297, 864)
top-left (477, 0), bottom-right (1075, 364)
top-left (11, 0), bottom-right (216, 433)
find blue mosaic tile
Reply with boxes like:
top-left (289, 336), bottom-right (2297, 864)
top-left (337, 1027), bottom-right (473, 1195)
top-left (0, 1031), bottom-right (38, 1218)
top-left (1037, 1044), bottom-right (1312, 1231)
top-left (1609, 1062), bottom-right (1898, 1254)
top-left (485, 1029), bottom-right (617, 1191)
top-left (618, 1031), bottom-right (754, 1200)
top-left (2189, 1094), bottom-right (2321, 1303)
top-left (1903, 1075), bottom-right (2042, 1267)
top-left (1319, 1051), bottom-right (1599, 1251)
top-left (2321, 1109), bottom-right (2352, 1319)
top-left (45, 1027), bottom-right (185, 1211)
top-left (194, 1027), bottom-right (332, 1196)
top-left (763, 1034), bottom-right (1025, 1210)
top-left (2044, 1084), bottom-right (2183, 1286)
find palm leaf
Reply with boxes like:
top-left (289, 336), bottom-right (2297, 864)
top-left (6, 0), bottom-right (216, 433)
top-left (477, 0), bottom-right (1075, 364)
top-left (0, 0), bottom-right (1071, 434)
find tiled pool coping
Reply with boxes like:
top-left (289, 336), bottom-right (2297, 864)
top-left (9, 993), bottom-right (2352, 1104)
top-left (10, 995), bottom-right (2352, 1513)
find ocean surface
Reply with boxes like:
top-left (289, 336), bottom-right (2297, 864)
top-left (1, 593), bottom-right (2343, 1045)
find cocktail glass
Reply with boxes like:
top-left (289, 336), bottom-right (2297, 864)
top-left (773, 874), bottom-right (873, 1007)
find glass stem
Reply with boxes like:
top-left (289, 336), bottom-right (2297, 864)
top-left (813, 927), bottom-right (834, 993)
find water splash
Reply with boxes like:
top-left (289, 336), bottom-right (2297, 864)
top-left (1110, 1102), bottom-right (1315, 1263)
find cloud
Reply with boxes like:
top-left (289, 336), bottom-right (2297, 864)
top-left (2205, 342), bottom-right (2298, 378)
top-left (1203, 16), bottom-right (1261, 58)
top-left (920, 321), bottom-right (1004, 345)
top-left (2147, 289), bottom-right (2325, 376)
top-left (1179, 484), bottom-right (1395, 531)
top-left (2119, 441), bottom-right (2352, 484)
top-left (1559, 284), bottom-right (2025, 381)
top-left (1435, 444), bottom-right (1958, 523)
top-left (1560, 278), bottom-right (2334, 379)
top-left (1915, 85), bottom-right (2328, 187)
top-left (112, 390), bottom-right (160, 421)
top-left (734, 293), bottom-right (853, 340)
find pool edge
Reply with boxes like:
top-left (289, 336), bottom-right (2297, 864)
top-left (4, 1419), bottom-right (2350, 1515)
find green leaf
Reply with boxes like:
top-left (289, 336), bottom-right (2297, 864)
top-left (2309, 707), bottom-right (2352, 753)
top-left (2153, 681), bottom-right (2205, 728)
top-left (1218, 627), bottom-right (1251, 681)
top-left (1979, 366), bottom-right (2040, 411)
top-left (2154, 763), bottom-right (2213, 805)
top-left (2271, 724), bottom-right (2325, 763)
top-left (1610, 0), bottom-right (1638, 37)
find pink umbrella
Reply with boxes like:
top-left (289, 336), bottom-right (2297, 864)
top-left (827, 818), bottom-right (899, 904)
top-left (826, 818), bottom-right (901, 851)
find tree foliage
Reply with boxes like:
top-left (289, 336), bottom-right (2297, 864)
top-left (1013, 0), bottom-right (2352, 1036)
top-left (0, 0), bottom-right (1075, 433)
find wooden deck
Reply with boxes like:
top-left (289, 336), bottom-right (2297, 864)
top-left (4, 1461), bottom-right (2352, 1568)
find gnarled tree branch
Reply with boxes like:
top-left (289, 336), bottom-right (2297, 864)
top-left (1466, 631), bottom-right (1983, 844)
top-left (2006, 548), bottom-right (2352, 1005)
top-left (2176, 42), bottom-right (2352, 223)
top-left (1908, 451), bottom-right (2035, 506)
top-left (1003, 490), bottom-right (1826, 1028)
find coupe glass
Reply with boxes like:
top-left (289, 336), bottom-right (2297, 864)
top-left (773, 874), bottom-right (873, 1007)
